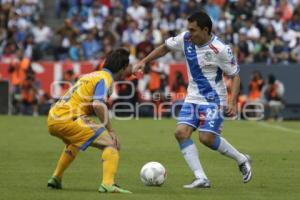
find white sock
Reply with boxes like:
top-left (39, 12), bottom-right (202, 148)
top-left (181, 142), bottom-right (208, 180)
top-left (217, 137), bottom-right (247, 165)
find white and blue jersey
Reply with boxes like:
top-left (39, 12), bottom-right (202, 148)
top-left (165, 32), bottom-right (239, 134)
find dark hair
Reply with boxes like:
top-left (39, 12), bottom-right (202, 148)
top-left (268, 74), bottom-right (276, 85)
top-left (187, 11), bottom-right (212, 35)
top-left (103, 48), bottom-right (130, 73)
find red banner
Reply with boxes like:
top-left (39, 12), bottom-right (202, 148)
top-left (0, 61), bottom-right (187, 96)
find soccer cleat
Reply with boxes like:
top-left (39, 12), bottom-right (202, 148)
top-left (47, 176), bottom-right (62, 189)
top-left (239, 154), bottom-right (252, 183)
top-left (183, 178), bottom-right (211, 189)
top-left (98, 184), bottom-right (132, 194)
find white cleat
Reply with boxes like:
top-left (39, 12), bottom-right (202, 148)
top-left (239, 154), bottom-right (252, 183)
top-left (183, 178), bottom-right (211, 189)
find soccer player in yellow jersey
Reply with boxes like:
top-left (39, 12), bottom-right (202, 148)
top-left (47, 48), bottom-right (132, 194)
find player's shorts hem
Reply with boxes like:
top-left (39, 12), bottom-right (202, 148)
top-left (80, 127), bottom-right (106, 151)
top-left (177, 122), bottom-right (197, 129)
top-left (198, 128), bottom-right (220, 135)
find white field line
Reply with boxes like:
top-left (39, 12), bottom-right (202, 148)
top-left (256, 121), bottom-right (300, 134)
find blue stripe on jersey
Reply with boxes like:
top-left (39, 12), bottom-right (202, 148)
top-left (215, 67), bottom-right (222, 83)
top-left (80, 127), bottom-right (105, 151)
top-left (183, 33), bottom-right (220, 105)
top-left (93, 79), bottom-right (107, 101)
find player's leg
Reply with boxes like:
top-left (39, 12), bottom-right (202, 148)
top-left (176, 103), bottom-right (210, 188)
top-left (48, 144), bottom-right (79, 189)
top-left (91, 130), bottom-right (131, 194)
top-left (47, 121), bottom-right (82, 189)
top-left (198, 105), bottom-right (252, 183)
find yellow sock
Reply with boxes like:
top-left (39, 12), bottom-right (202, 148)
top-left (101, 147), bottom-right (119, 186)
top-left (53, 145), bottom-right (79, 179)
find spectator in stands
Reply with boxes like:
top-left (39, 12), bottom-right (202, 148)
top-left (55, 0), bottom-right (71, 18)
top-left (159, 13), bottom-right (177, 36)
top-left (230, 0), bottom-right (253, 20)
top-left (248, 71), bottom-right (264, 102)
top-left (183, 0), bottom-right (201, 15)
top-left (23, 34), bottom-right (34, 59)
top-left (271, 37), bottom-right (289, 64)
top-left (67, 2), bottom-right (89, 20)
top-left (261, 74), bottom-right (285, 121)
top-left (278, 0), bottom-right (293, 23)
top-left (82, 31), bottom-right (101, 60)
top-left (55, 19), bottom-right (78, 60)
top-left (171, 71), bottom-right (187, 103)
top-left (281, 22), bottom-right (300, 49)
top-left (122, 19), bottom-right (143, 48)
top-left (271, 11), bottom-right (283, 37)
top-left (291, 38), bottom-right (300, 62)
top-left (69, 41), bottom-right (82, 61)
top-left (81, 1), bottom-right (108, 31)
top-left (7, 10), bottom-right (31, 31)
top-left (126, 0), bottom-right (146, 29)
top-left (31, 19), bottom-right (53, 60)
top-left (205, 0), bottom-right (221, 23)
top-left (263, 24), bottom-right (276, 43)
top-left (59, 67), bottom-right (76, 98)
top-left (1, 41), bottom-right (18, 62)
top-left (288, 14), bottom-right (300, 32)
top-left (240, 18), bottom-right (261, 41)
top-left (8, 50), bottom-right (31, 114)
top-left (253, 37), bottom-right (270, 63)
top-left (237, 31), bottom-right (252, 63)
top-left (176, 12), bottom-right (187, 33)
top-left (255, 0), bottom-right (275, 27)
top-left (136, 30), bottom-right (154, 60)
top-left (21, 72), bottom-right (39, 116)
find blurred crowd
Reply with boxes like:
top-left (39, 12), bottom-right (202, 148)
top-left (0, 0), bottom-right (293, 118)
top-left (1, 0), bottom-right (300, 63)
top-left (230, 72), bottom-right (285, 121)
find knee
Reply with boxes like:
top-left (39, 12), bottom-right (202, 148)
top-left (199, 133), bottom-right (215, 148)
top-left (107, 136), bottom-right (120, 150)
top-left (174, 129), bottom-right (189, 143)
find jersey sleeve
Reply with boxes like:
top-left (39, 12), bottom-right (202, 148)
top-left (164, 31), bottom-right (186, 51)
top-left (217, 45), bottom-right (240, 76)
top-left (93, 79), bottom-right (108, 102)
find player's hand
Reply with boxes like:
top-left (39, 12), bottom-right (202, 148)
top-left (132, 61), bottom-right (145, 74)
top-left (108, 130), bottom-right (121, 151)
top-left (225, 102), bottom-right (237, 117)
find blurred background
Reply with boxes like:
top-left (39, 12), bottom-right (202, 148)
top-left (0, 0), bottom-right (299, 120)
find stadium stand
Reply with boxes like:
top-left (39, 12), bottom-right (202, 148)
top-left (0, 0), bottom-right (300, 119)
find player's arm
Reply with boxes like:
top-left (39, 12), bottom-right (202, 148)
top-left (92, 100), bottom-right (112, 131)
top-left (134, 44), bottom-right (170, 72)
top-left (218, 46), bottom-right (240, 117)
top-left (93, 79), bottom-right (120, 149)
top-left (133, 31), bottom-right (185, 73)
top-left (92, 79), bottom-right (113, 131)
top-left (93, 100), bottom-right (120, 150)
top-left (227, 74), bottom-right (240, 116)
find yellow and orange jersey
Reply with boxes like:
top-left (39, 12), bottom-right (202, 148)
top-left (49, 69), bottom-right (113, 122)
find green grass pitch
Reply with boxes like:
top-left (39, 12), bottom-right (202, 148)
top-left (1, 116), bottom-right (300, 200)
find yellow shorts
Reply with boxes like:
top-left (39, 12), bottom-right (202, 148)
top-left (48, 115), bottom-right (108, 150)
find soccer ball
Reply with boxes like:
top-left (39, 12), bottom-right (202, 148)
top-left (140, 161), bottom-right (167, 186)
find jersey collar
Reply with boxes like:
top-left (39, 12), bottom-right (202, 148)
top-left (196, 34), bottom-right (215, 48)
top-left (102, 68), bottom-right (114, 80)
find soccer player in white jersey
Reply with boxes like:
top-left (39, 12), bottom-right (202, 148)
top-left (134, 11), bottom-right (252, 188)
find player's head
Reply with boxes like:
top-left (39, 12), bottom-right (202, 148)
top-left (187, 11), bottom-right (212, 45)
top-left (103, 48), bottom-right (130, 80)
